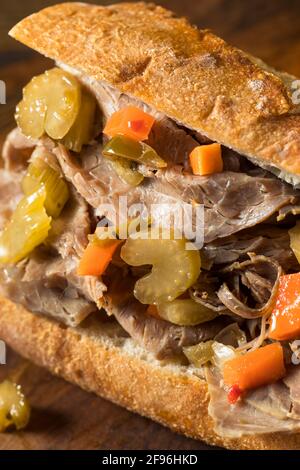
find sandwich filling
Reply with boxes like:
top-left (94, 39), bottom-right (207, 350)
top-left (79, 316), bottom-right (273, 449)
top-left (2, 65), bottom-right (300, 438)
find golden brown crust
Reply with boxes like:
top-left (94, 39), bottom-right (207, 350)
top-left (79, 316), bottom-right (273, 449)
top-left (9, 2), bottom-right (300, 179)
top-left (0, 296), bottom-right (300, 450)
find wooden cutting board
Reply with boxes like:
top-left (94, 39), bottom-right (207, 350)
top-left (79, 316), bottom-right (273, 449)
top-left (0, 0), bottom-right (300, 450)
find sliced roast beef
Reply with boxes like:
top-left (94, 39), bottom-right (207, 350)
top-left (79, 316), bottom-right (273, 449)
top-left (201, 226), bottom-right (299, 271)
top-left (55, 145), bottom-right (300, 243)
top-left (0, 252), bottom-right (97, 327)
top-left (191, 254), bottom-right (282, 320)
top-left (190, 272), bottom-right (228, 313)
top-left (217, 254), bottom-right (281, 319)
top-left (246, 381), bottom-right (294, 420)
top-left (156, 167), bottom-right (299, 243)
top-left (206, 366), bottom-right (300, 438)
top-left (0, 169), bottom-right (23, 230)
top-left (2, 127), bottom-right (56, 172)
top-left (2, 127), bottom-right (36, 171)
top-left (22, 251), bottom-right (106, 310)
top-left (54, 144), bottom-right (132, 209)
top-left (147, 116), bottom-right (198, 168)
top-left (111, 299), bottom-right (228, 360)
top-left (284, 366), bottom-right (300, 419)
top-left (49, 187), bottom-right (91, 258)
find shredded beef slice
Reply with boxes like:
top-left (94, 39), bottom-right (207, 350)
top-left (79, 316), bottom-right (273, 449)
top-left (54, 145), bottom-right (300, 243)
top-left (201, 226), bottom-right (299, 271)
top-left (0, 253), bottom-right (98, 327)
top-left (2, 127), bottom-right (36, 171)
top-left (217, 254), bottom-right (282, 319)
top-left (49, 186), bottom-right (91, 258)
top-left (206, 366), bottom-right (300, 438)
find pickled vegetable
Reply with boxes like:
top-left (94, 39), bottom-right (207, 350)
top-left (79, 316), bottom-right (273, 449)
top-left (0, 186), bottom-right (51, 264)
top-left (0, 380), bottom-right (30, 432)
top-left (78, 238), bottom-right (122, 277)
top-left (103, 106), bottom-right (155, 141)
top-left (103, 135), bottom-right (167, 169)
top-left (106, 155), bottom-right (144, 186)
top-left (16, 67), bottom-right (81, 140)
top-left (121, 233), bottom-right (201, 304)
top-left (223, 343), bottom-right (285, 391)
top-left (61, 89), bottom-right (96, 152)
top-left (157, 299), bottom-right (217, 325)
top-left (212, 342), bottom-right (236, 366)
top-left (22, 152), bottom-right (69, 218)
top-left (289, 221), bottom-right (300, 264)
top-left (184, 341), bottom-right (214, 367)
top-left (189, 144), bottom-right (223, 176)
top-left (184, 341), bottom-right (236, 368)
top-left (269, 273), bottom-right (300, 341)
top-left (15, 72), bottom-right (47, 139)
top-left (44, 68), bottom-right (81, 139)
top-left (214, 323), bottom-right (247, 348)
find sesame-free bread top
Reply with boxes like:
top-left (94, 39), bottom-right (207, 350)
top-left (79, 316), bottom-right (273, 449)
top-left (9, 2), bottom-right (300, 183)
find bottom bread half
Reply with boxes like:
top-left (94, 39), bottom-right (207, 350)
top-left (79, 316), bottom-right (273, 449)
top-left (0, 296), bottom-right (299, 450)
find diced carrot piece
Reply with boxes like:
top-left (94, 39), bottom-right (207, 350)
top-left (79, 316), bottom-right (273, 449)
top-left (103, 106), bottom-right (155, 141)
top-left (77, 239), bottom-right (122, 277)
top-left (269, 273), bottom-right (300, 341)
top-left (223, 343), bottom-right (286, 391)
top-left (189, 143), bottom-right (223, 176)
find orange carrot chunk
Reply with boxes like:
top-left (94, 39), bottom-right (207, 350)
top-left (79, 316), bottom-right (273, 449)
top-left (77, 239), bottom-right (122, 277)
top-left (223, 343), bottom-right (286, 391)
top-left (269, 273), bottom-right (300, 341)
top-left (189, 143), bottom-right (223, 176)
top-left (103, 106), bottom-right (155, 141)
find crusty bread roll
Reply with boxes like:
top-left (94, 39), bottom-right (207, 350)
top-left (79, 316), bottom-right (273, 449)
top-left (9, 2), bottom-right (300, 185)
top-left (3, 2), bottom-right (300, 450)
top-left (2, 296), bottom-right (300, 451)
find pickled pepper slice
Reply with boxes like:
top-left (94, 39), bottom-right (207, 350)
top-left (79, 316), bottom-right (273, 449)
top-left (22, 153), bottom-right (69, 218)
top-left (16, 67), bottom-right (81, 140)
top-left (0, 187), bottom-right (51, 264)
top-left (103, 135), bottom-right (167, 169)
top-left (157, 299), bottom-right (217, 326)
top-left (105, 155), bottom-right (144, 186)
top-left (0, 380), bottom-right (30, 432)
top-left (61, 89), bottom-right (96, 152)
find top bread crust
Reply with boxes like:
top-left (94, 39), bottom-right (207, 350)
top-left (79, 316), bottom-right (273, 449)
top-left (9, 2), bottom-right (300, 178)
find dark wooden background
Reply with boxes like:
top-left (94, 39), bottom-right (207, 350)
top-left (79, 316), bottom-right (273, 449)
top-left (0, 0), bottom-right (300, 450)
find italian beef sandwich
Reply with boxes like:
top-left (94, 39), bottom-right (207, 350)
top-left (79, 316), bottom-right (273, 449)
top-left (2, 1), bottom-right (300, 449)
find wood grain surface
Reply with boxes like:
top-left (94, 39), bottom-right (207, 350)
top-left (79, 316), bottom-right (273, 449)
top-left (0, 0), bottom-right (299, 450)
